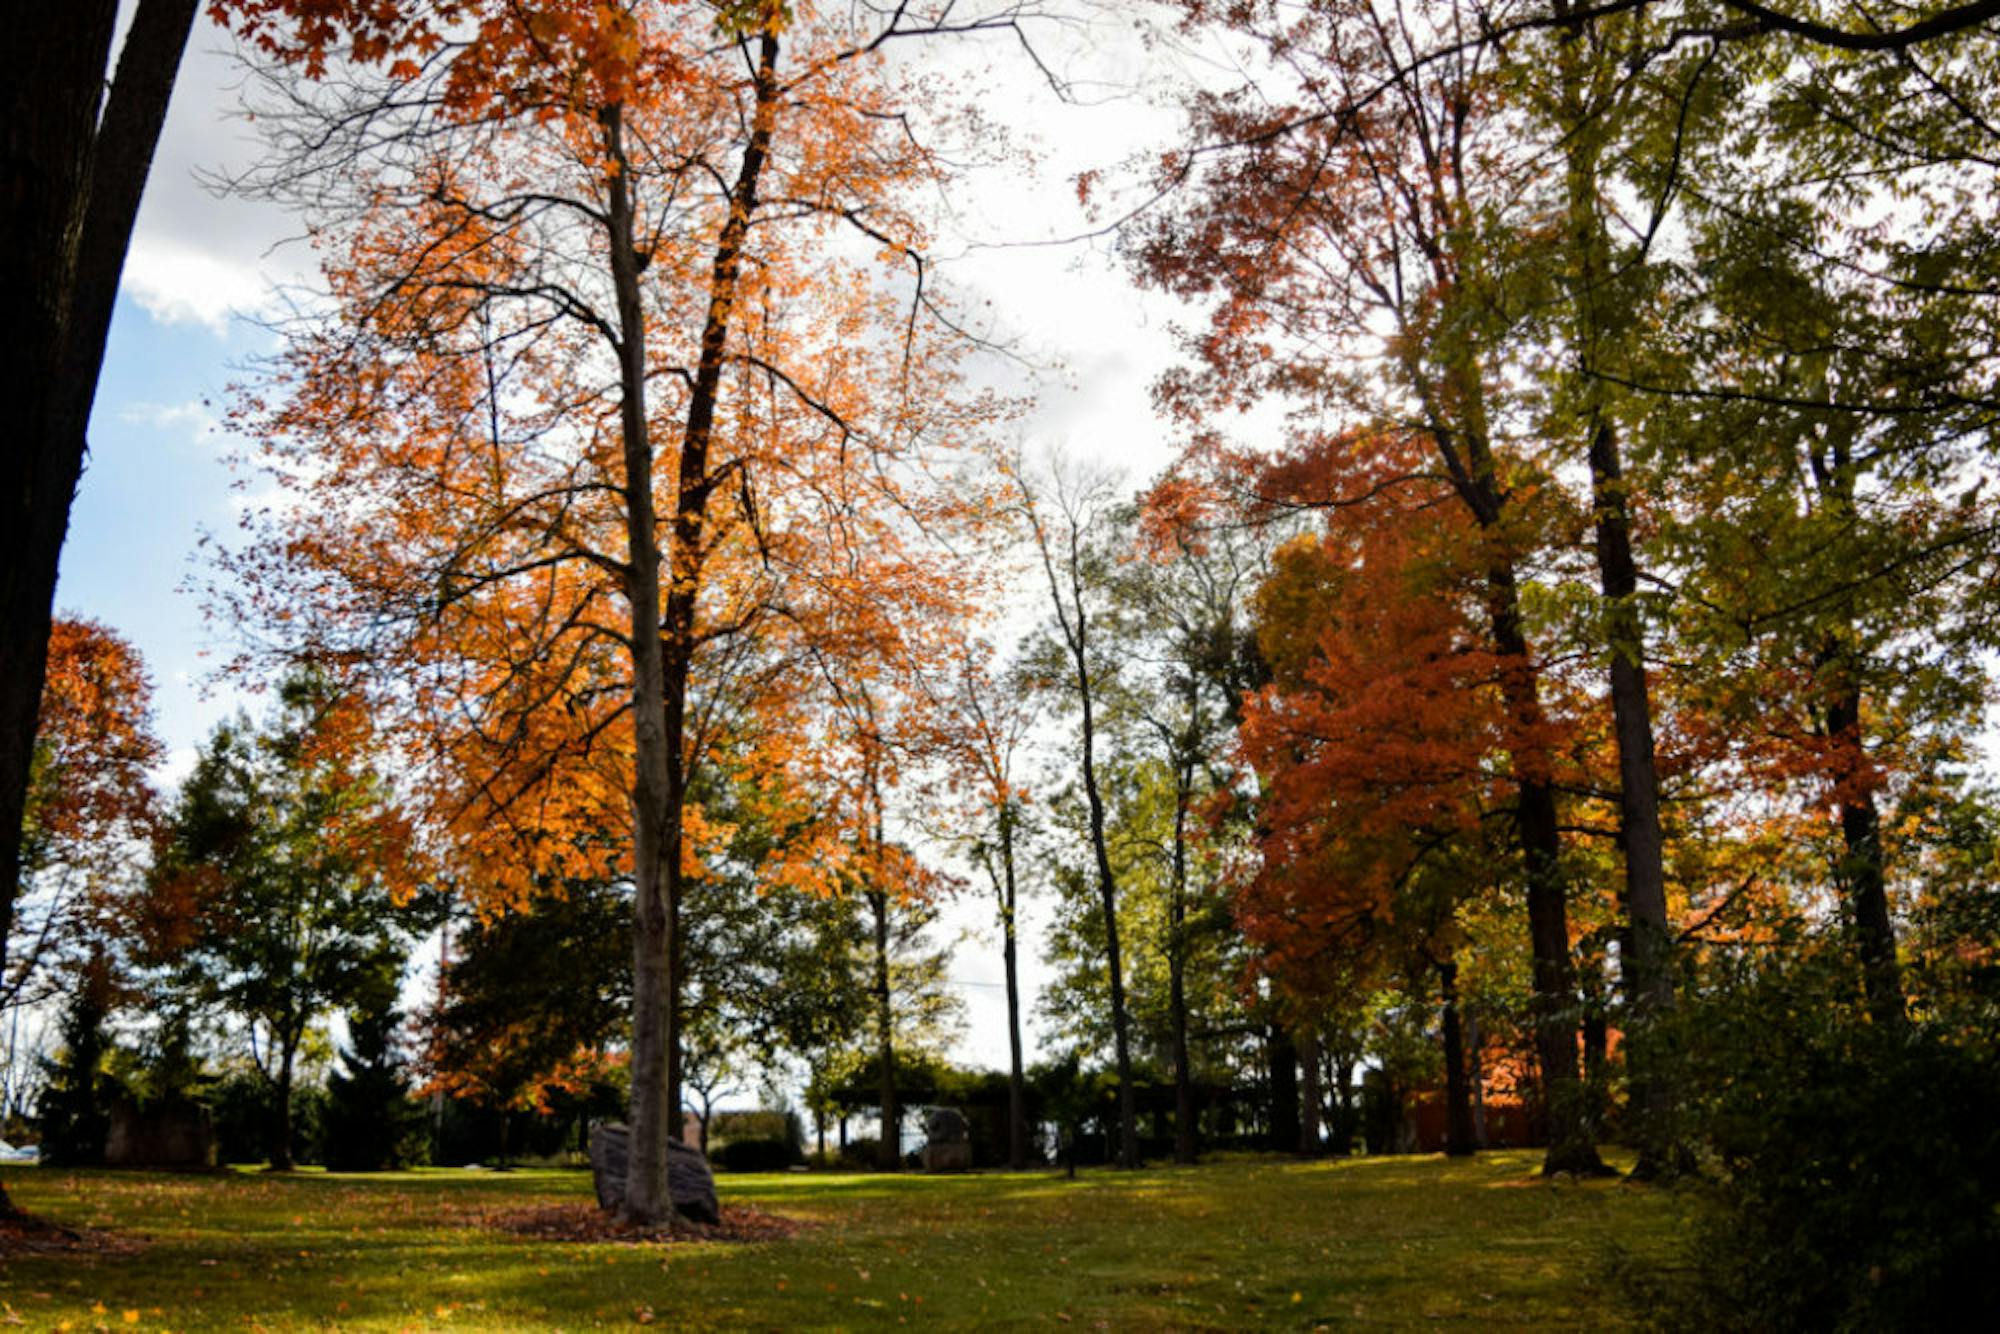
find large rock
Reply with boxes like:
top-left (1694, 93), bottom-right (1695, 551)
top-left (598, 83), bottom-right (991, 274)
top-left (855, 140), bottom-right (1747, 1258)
top-left (919, 1106), bottom-right (972, 1172)
top-left (588, 1123), bottom-right (720, 1224)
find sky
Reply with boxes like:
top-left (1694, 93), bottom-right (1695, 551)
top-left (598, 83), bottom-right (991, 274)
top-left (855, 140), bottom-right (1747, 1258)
top-left (57, 5), bottom-right (1230, 1082)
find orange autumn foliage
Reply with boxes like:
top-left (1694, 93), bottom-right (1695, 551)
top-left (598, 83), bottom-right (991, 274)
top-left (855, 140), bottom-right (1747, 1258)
top-left (220, 1), bottom-right (1008, 914)
top-left (26, 618), bottom-right (164, 875)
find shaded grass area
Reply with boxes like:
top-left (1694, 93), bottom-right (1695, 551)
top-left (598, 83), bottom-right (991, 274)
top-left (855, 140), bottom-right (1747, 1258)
top-left (0, 1151), bottom-right (1680, 1329)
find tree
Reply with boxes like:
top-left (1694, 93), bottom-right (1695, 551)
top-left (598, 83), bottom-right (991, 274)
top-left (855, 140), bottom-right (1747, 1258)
top-left (932, 640), bottom-right (1040, 1169)
top-left (426, 875), bottom-right (634, 1144)
top-left (221, 0), bottom-right (1013, 1223)
top-left (33, 948), bottom-right (120, 1167)
top-left (1124, 499), bottom-right (1272, 1163)
top-left (151, 671), bottom-right (420, 1170)
top-left (2, 24), bottom-right (200, 1162)
top-left (1237, 485), bottom-right (1523, 1157)
top-left (1015, 455), bottom-right (1144, 1169)
top-left (12, 618), bottom-right (163, 1013)
top-left (1136, 0), bottom-right (1611, 1174)
top-left (324, 970), bottom-right (425, 1171)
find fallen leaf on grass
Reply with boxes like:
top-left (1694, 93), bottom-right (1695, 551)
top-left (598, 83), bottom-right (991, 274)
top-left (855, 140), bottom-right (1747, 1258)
top-left (464, 1203), bottom-right (808, 1246)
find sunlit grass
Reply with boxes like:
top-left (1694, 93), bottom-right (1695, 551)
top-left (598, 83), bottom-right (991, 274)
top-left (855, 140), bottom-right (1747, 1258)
top-left (0, 1150), bottom-right (1680, 1329)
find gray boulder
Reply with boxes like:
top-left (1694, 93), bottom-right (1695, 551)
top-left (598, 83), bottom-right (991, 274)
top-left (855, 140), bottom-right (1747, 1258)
top-left (919, 1106), bottom-right (973, 1172)
top-left (588, 1123), bottom-right (720, 1224)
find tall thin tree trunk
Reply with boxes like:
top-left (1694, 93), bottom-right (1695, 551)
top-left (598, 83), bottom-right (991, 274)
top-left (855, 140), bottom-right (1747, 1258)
top-left (1439, 960), bottom-right (1476, 1157)
top-left (615, 29), bottom-right (781, 1225)
top-left (1023, 471), bottom-right (1141, 1172)
top-left (1297, 1027), bottom-right (1321, 1157)
top-left (1466, 1009), bottom-right (1488, 1149)
top-left (1334, 1056), bottom-right (1356, 1155)
top-left (1797, 412), bottom-right (1905, 1028)
top-left (999, 811), bottom-right (1028, 1171)
top-left (1482, 557), bottom-right (1604, 1175)
top-left (1, 0), bottom-right (198, 1220)
top-left (602, 100), bottom-right (675, 1227)
top-left (1552, 27), bottom-right (1679, 1173)
top-left (1268, 1027), bottom-right (1300, 1152)
top-left (1423, 342), bottom-right (1602, 1176)
top-left (1074, 613), bottom-right (1139, 1169)
top-left (1169, 763), bottom-right (1197, 1165)
top-left (869, 887), bottom-right (900, 1172)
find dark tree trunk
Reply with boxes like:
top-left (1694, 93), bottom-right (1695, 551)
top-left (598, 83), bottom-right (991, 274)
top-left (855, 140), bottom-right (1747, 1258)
top-left (1439, 961), bottom-right (1476, 1157)
top-left (1081, 703), bottom-right (1139, 1169)
top-left (1466, 1010), bottom-right (1489, 1149)
top-left (1297, 1027), bottom-right (1321, 1157)
top-left (1, 0), bottom-right (199, 1219)
top-left (869, 887), bottom-right (900, 1172)
top-left (998, 812), bottom-right (1028, 1171)
top-left (603, 101), bottom-right (675, 1227)
top-left (1555, 25), bottom-right (1680, 1168)
top-left (1022, 469), bottom-right (1141, 1171)
top-left (1824, 684), bottom-right (1904, 1027)
top-left (1267, 1027), bottom-right (1300, 1152)
top-left (271, 1037), bottom-right (297, 1171)
top-left (1169, 765), bottom-right (1197, 1165)
top-left (1430, 359), bottom-right (1602, 1177)
top-left (1481, 558), bottom-right (1605, 1176)
top-left (1064, 579), bottom-right (1139, 1170)
top-left (1587, 419), bottom-right (1678, 1170)
top-left (1333, 1057), bottom-right (1357, 1155)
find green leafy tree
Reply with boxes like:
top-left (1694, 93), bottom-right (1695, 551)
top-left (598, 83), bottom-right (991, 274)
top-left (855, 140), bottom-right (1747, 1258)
top-left (33, 948), bottom-right (118, 1166)
top-left (151, 672), bottom-right (420, 1170)
top-left (324, 967), bottom-right (425, 1172)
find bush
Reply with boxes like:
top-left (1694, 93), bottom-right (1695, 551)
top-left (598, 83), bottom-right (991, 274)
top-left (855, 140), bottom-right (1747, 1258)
top-left (713, 1137), bottom-right (796, 1173)
top-left (834, 1137), bottom-right (881, 1170)
top-left (1662, 952), bottom-right (2000, 1330)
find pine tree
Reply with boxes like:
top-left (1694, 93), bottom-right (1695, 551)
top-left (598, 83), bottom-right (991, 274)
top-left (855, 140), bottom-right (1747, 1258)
top-left (323, 983), bottom-right (422, 1172)
top-left (35, 950), bottom-right (116, 1166)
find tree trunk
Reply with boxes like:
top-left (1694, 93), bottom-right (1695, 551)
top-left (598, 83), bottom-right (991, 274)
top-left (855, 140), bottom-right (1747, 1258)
top-left (1297, 1027), bottom-right (1321, 1157)
top-left (1586, 418), bottom-right (1678, 1175)
top-left (615, 29), bottom-right (781, 1225)
top-left (1552, 25), bottom-right (1680, 1172)
top-left (869, 887), bottom-right (900, 1172)
top-left (1073, 613), bottom-right (1140, 1169)
top-left (999, 810), bottom-right (1028, 1171)
top-left (1824, 684), bottom-right (1903, 1026)
top-left (1429, 345), bottom-right (1602, 1177)
top-left (271, 1037), bottom-right (297, 1171)
top-left (1439, 961), bottom-right (1476, 1158)
top-left (1, 0), bottom-right (198, 1220)
top-left (1482, 557), bottom-right (1604, 1175)
top-left (1267, 1027), bottom-right (1299, 1152)
top-left (1169, 765), bottom-right (1197, 1165)
top-left (1333, 1056), bottom-right (1357, 1155)
top-left (1466, 1010), bottom-right (1488, 1148)
top-left (602, 101), bottom-right (676, 1227)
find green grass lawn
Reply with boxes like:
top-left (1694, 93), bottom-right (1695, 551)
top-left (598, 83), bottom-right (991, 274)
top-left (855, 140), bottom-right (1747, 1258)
top-left (0, 1151), bottom-right (1682, 1330)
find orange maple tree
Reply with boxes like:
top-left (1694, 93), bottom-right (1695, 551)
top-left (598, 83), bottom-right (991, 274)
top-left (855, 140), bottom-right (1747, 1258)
top-left (219, 0), bottom-right (1010, 1220)
top-left (12, 618), bottom-right (165, 1008)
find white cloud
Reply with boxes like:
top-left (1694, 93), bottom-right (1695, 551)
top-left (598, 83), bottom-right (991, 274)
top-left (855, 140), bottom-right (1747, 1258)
top-left (121, 233), bottom-right (277, 335)
top-left (118, 397), bottom-right (219, 445)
